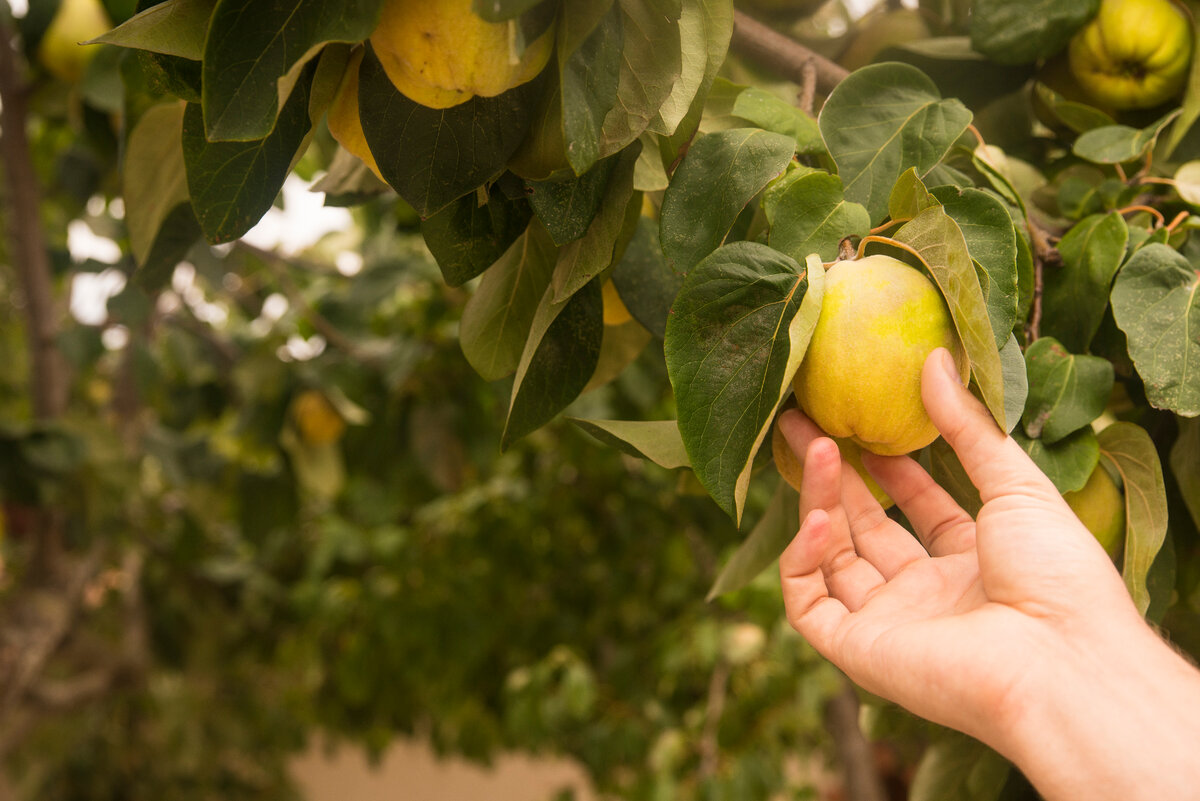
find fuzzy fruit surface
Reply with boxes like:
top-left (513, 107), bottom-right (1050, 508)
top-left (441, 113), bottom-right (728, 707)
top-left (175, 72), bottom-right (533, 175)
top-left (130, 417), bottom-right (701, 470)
top-left (370, 0), bottom-right (553, 109)
top-left (38, 0), bottom-right (111, 83)
top-left (792, 255), bottom-right (968, 457)
top-left (772, 420), bottom-right (893, 509)
top-left (1068, 0), bottom-right (1193, 110)
top-left (1064, 462), bottom-right (1125, 558)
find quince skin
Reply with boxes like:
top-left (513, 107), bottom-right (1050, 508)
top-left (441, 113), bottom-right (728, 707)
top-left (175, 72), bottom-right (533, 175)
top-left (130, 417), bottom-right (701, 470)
top-left (772, 420), bottom-right (894, 509)
top-left (792, 255), bottom-right (968, 457)
top-left (370, 0), bottom-right (553, 109)
top-left (38, 0), bottom-right (111, 83)
top-left (1063, 462), bottom-right (1125, 558)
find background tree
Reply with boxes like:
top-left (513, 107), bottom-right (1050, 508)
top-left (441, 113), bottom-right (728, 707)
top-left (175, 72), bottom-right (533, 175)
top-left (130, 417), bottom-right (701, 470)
top-left (1, 0), bottom-right (1198, 800)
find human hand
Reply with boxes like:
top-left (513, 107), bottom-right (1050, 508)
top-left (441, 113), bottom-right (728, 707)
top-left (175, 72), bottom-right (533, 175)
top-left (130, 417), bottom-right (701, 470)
top-left (777, 348), bottom-right (1200, 799)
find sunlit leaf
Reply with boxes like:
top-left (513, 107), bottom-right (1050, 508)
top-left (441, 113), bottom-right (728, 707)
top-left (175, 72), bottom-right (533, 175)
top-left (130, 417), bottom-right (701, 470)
top-left (569, 419), bottom-right (690, 469)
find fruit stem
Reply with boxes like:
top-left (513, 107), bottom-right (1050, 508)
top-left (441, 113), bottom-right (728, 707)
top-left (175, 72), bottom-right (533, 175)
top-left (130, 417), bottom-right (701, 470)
top-left (1115, 204), bottom-right (1166, 228)
top-left (855, 235), bottom-right (925, 264)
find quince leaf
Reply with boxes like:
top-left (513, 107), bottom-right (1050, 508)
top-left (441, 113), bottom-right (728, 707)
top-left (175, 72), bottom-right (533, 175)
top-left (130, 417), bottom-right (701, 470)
top-left (202, 0), bottom-right (383, 141)
top-left (557, 0), bottom-right (622, 175)
top-left (1041, 211), bottom-right (1128, 353)
top-left (660, 128), bottom-right (796, 274)
top-left (568, 419), bottom-right (690, 469)
top-left (818, 63), bottom-right (971, 225)
top-left (527, 154), bottom-right (621, 247)
top-left (1100, 423), bottom-right (1169, 617)
top-left (767, 172), bottom-right (870, 263)
top-left (1111, 243), bottom-right (1200, 416)
top-left (1170, 418), bottom-right (1200, 533)
top-left (421, 184), bottom-right (533, 288)
top-left (1012, 426), bottom-right (1099, 494)
top-left (649, 0), bottom-right (733, 138)
top-left (1021, 337), bottom-right (1113, 444)
top-left (969, 0), bottom-right (1098, 65)
top-left (92, 0), bottom-right (211, 60)
top-left (610, 215), bottom-right (682, 340)
top-left (910, 728), bottom-right (1010, 801)
top-left (1072, 111), bottom-right (1180, 165)
top-left (665, 245), bottom-right (821, 523)
top-left (707, 477), bottom-right (798, 600)
top-left (124, 100), bottom-right (190, 265)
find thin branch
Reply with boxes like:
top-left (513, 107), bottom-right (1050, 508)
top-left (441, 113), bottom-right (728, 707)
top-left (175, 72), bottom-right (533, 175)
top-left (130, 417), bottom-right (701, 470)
top-left (698, 660), bottom-right (730, 780)
top-left (730, 11), bottom-right (850, 97)
top-left (825, 676), bottom-right (888, 801)
top-left (798, 60), bottom-right (817, 116)
top-left (0, 22), bottom-right (67, 419)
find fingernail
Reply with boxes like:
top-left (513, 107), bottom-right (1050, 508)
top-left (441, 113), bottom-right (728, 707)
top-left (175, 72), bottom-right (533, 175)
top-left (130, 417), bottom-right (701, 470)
top-left (939, 348), bottom-right (960, 383)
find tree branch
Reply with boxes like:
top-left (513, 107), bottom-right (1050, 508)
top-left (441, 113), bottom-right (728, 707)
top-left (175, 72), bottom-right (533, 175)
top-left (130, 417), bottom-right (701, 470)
top-left (0, 22), bottom-right (68, 419)
top-left (730, 10), bottom-right (850, 98)
top-left (825, 676), bottom-right (888, 801)
top-left (699, 660), bottom-right (730, 780)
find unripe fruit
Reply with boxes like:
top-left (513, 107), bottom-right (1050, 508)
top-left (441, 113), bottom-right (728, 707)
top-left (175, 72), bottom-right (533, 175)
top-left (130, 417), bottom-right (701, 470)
top-left (1063, 462), bottom-right (1125, 557)
top-left (792, 255), bottom-right (968, 456)
top-left (370, 0), bottom-right (553, 109)
top-left (38, 0), bottom-right (111, 84)
top-left (1068, 0), bottom-right (1193, 110)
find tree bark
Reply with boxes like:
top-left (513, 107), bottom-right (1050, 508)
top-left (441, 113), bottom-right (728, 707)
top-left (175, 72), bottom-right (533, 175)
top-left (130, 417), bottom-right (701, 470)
top-left (825, 677), bottom-right (889, 801)
top-left (730, 11), bottom-right (850, 99)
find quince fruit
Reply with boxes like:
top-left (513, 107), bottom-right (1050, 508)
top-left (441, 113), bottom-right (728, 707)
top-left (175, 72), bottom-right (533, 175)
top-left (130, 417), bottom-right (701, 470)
top-left (370, 0), bottom-right (553, 109)
top-left (772, 419), bottom-right (894, 509)
top-left (327, 49), bottom-right (385, 182)
top-left (291, 390), bottom-right (346, 446)
top-left (1063, 462), bottom-right (1125, 558)
top-left (38, 0), bottom-right (111, 84)
top-left (792, 254), bottom-right (968, 457)
top-left (1068, 0), bottom-right (1193, 110)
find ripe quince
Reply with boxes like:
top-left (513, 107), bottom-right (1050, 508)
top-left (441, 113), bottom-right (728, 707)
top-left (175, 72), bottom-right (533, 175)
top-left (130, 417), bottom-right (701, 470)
top-left (1063, 462), bottom-right (1125, 558)
top-left (38, 0), bottom-right (111, 84)
top-left (370, 0), bottom-right (553, 109)
top-left (1068, 0), bottom-right (1193, 110)
top-left (772, 420), bottom-right (894, 509)
top-left (792, 255), bottom-right (968, 457)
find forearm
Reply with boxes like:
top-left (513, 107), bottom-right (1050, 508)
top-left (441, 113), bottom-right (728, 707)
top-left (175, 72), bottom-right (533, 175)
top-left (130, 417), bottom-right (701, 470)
top-left (1001, 621), bottom-right (1200, 801)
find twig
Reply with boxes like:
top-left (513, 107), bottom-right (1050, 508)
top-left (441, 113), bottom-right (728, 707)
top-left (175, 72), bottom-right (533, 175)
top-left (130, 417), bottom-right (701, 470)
top-left (698, 661), bottom-right (730, 779)
top-left (1025, 217), bottom-right (1059, 343)
top-left (825, 676), bottom-right (888, 801)
top-left (730, 11), bottom-right (850, 96)
top-left (799, 60), bottom-right (817, 116)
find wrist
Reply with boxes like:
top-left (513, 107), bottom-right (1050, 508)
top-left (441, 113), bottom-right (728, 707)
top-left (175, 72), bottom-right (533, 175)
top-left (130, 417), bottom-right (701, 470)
top-left (1001, 617), bottom-right (1200, 801)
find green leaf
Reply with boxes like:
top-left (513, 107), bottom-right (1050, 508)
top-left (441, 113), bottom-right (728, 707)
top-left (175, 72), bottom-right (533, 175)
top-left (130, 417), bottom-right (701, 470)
top-left (731, 87), bottom-right (823, 155)
top-left (893, 206), bottom-right (1007, 430)
top-left (767, 172), bottom-right (871, 263)
top-left (931, 186), bottom-right (1019, 348)
top-left (1021, 337), bottom-right (1114, 444)
top-left (1032, 82), bottom-right (1116, 135)
top-left (597, 0), bottom-right (682, 160)
top-left (358, 44), bottom-right (540, 218)
top-left (1099, 423), bottom-right (1169, 617)
top-left (969, 0), bottom-right (1098, 65)
top-left (568, 419), bottom-right (690, 469)
top-left (460, 223), bottom-right (557, 381)
top-left (1165, 9), bottom-right (1200, 157)
top-left (527, 154), bottom-right (620, 246)
top-left (611, 215), bottom-right (682, 340)
top-left (1111, 243), bottom-right (1200, 416)
top-left (550, 146), bottom-right (639, 302)
top-left (420, 186), bottom-right (534, 287)
top-left (999, 333), bottom-right (1027, 435)
top-left (558, 0), bottom-right (621, 175)
top-left (1170, 417), bottom-right (1200, 533)
top-left (133, 203), bottom-right (202, 293)
top-left (879, 36), bottom-right (1033, 109)
top-left (665, 246), bottom-right (819, 522)
top-left (819, 63), bottom-right (971, 225)
top-left (1042, 211), bottom-right (1128, 353)
top-left (503, 279), bottom-right (604, 447)
top-left (649, 0), bottom-right (733, 138)
top-left (888, 167), bottom-right (939, 223)
top-left (910, 729), bottom-right (1010, 801)
top-left (660, 128), bottom-right (796, 273)
top-left (1072, 112), bottom-right (1180, 165)
top-left (1012, 426), bottom-right (1099, 494)
top-left (707, 478), bottom-right (799, 600)
top-left (93, 0), bottom-right (212, 60)
top-left (929, 439), bottom-right (981, 517)
top-left (584, 315), bottom-right (652, 392)
top-left (124, 100), bottom-right (190, 265)
top-left (202, 0), bottom-right (382, 141)
top-left (181, 67), bottom-right (314, 244)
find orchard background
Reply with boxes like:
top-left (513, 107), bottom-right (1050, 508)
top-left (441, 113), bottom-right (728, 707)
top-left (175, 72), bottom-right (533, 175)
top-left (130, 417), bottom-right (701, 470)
top-left (1, 0), bottom-right (1198, 799)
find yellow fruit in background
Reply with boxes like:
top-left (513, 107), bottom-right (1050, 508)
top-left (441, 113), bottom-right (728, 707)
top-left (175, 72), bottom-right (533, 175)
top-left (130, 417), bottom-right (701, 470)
top-left (1064, 462), bottom-right (1126, 558)
top-left (792, 255), bottom-right (968, 457)
top-left (327, 49), bottom-right (385, 182)
top-left (370, 0), bottom-right (554, 109)
top-left (38, 0), bottom-right (111, 83)
top-left (1068, 0), bottom-right (1193, 110)
top-left (291, 390), bottom-right (346, 446)
top-left (839, 9), bottom-right (932, 72)
top-left (772, 420), bottom-right (894, 509)
top-left (602, 281), bottom-right (633, 326)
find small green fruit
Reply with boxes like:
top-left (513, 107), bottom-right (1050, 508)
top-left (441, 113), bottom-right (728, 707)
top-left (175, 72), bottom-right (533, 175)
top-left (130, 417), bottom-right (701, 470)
top-left (1064, 462), bottom-right (1125, 558)
top-left (1068, 0), bottom-right (1193, 110)
top-left (37, 0), bottom-right (111, 84)
top-left (792, 255), bottom-right (968, 457)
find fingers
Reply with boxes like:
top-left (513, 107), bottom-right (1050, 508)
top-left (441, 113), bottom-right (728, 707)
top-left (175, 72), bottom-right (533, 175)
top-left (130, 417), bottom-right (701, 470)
top-left (863, 451), bottom-right (977, 556)
top-left (779, 509), bottom-right (851, 654)
top-left (921, 349), bottom-right (1060, 505)
top-left (778, 410), bottom-right (928, 578)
